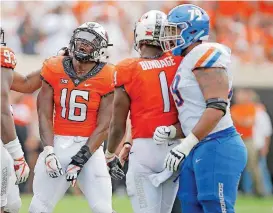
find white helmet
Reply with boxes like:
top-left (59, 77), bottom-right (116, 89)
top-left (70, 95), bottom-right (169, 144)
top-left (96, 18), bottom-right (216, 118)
top-left (134, 10), bottom-right (167, 52)
top-left (69, 22), bottom-right (112, 62)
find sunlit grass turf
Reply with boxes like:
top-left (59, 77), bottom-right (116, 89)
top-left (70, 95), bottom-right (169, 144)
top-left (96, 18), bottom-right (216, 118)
top-left (20, 194), bottom-right (273, 213)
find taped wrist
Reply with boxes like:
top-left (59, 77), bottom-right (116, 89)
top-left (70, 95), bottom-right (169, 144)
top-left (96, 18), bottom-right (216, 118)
top-left (71, 145), bottom-right (92, 168)
top-left (4, 137), bottom-right (24, 159)
top-left (44, 146), bottom-right (54, 156)
top-left (206, 98), bottom-right (228, 116)
top-left (180, 132), bottom-right (199, 156)
top-left (105, 150), bottom-right (115, 159)
top-left (123, 142), bottom-right (132, 147)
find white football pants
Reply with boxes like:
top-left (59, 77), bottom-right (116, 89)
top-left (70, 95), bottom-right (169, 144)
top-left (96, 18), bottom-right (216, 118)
top-left (126, 138), bottom-right (180, 213)
top-left (1, 142), bottom-right (21, 213)
top-left (29, 135), bottom-right (112, 213)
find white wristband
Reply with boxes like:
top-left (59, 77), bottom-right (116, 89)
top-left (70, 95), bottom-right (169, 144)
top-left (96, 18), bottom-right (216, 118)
top-left (179, 132), bottom-right (199, 156)
top-left (4, 137), bottom-right (24, 159)
top-left (44, 146), bottom-right (54, 156)
top-left (105, 150), bottom-right (115, 159)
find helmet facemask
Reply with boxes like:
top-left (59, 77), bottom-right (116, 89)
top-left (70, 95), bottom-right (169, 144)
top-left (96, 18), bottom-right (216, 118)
top-left (160, 22), bottom-right (188, 53)
top-left (70, 28), bottom-right (108, 63)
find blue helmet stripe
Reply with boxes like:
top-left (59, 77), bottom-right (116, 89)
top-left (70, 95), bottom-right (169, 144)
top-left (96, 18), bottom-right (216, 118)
top-left (204, 51), bottom-right (221, 67)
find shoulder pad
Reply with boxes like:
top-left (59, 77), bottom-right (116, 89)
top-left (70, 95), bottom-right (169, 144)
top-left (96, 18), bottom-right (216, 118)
top-left (116, 58), bottom-right (139, 69)
top-left (43, 56), bottom-right (66, 73)
top-left (114, 58), bottom-right (139, 87)
top-left (1, 47), bottom-right (17, 69)
top-left (187, 42), bottom-right (231, 70)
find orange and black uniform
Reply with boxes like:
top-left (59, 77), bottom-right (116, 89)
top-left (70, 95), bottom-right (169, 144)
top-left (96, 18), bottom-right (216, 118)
top-left (114, 52), bottom-right (182, 139)
top-left (40, 56), bottom-right (114, 137)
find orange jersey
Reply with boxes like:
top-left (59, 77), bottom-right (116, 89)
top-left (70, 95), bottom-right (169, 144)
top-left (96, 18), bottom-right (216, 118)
top-left (115, 53), bottom-right (182, 139)
top-left (231, 103), bottom-right (256, 139)
top-left (41, 56), bottom-right (114, 137)
top-left (1, 46), bottom-right (17, 69)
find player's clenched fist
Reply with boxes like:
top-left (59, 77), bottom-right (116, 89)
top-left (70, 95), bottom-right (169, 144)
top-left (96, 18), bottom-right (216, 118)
top-left (4, 137), bottom-right (30, 184)
top-left (105, 150), bottom-right (125, 180)
top-left (164, 133), bottom-right (199, 172)
top-left (44, 146), bottom-right (64, 178)
top-left (66, 145), bottom-right (92, 187)
top-left (153, 125), bottom-right (177, 145)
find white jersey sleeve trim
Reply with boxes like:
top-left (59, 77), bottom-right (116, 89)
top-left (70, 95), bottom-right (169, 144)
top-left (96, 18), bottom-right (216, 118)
top-left (188, 43), bottom-right (231, 70)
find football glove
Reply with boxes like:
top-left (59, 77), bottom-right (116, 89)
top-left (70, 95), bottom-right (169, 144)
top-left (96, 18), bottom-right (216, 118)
top-left (153, 125), bottom-right (177, 145)
top-left (105, 150), bottom-right (125, 180)
top-left (66, 145), bottom-right (92, 187)
top-left (13, 156), bottom-right (30, 184)
top-left (44, 146), bottom-right (64, 178)
top-left (164, 133), bottom-right (199, 172)
top-left (4, 138), bottom-right (30, 184)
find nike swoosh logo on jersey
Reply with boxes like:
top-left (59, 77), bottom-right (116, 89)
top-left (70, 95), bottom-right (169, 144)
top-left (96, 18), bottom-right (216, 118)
top-left (84, 84), bottom-right (91, 87)
top-left (195, 159), bottom-right (202, 163)
top-left (129, 152), bottom-right (134, 154)
top-left (168, 142), bottom-right (174, 146)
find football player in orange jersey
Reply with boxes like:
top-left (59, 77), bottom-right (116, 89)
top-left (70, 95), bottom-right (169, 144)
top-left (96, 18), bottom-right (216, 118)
top-left (1, 28), bottom-right (33, 213)
top-left (29, 22), bottom-right (115, 213)
top-left (105, 11), bottom-right (184, 213)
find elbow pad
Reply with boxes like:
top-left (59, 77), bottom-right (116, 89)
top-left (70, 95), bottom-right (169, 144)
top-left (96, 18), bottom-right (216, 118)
top-left (206, 98), bottom-right (228, 116)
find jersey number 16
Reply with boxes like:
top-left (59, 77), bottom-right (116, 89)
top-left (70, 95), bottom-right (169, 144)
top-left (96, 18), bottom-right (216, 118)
top-left (60, 89), bottom-right (89, 122)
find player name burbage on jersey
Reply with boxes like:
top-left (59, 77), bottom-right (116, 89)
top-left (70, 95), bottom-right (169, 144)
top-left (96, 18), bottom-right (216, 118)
top-left (139, 56), bottom-right (176, 70)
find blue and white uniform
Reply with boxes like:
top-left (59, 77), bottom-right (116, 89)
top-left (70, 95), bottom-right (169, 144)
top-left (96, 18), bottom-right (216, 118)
top-left (171, 42), bottom-right (247, 213)
top-left (172, 42), bottom-right (233, 136)
top-left (159, 4), bottom-right (248, 213)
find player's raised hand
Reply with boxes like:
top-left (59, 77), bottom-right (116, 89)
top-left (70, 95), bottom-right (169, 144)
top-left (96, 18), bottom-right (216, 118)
top-left (44, 146), bottom-right (64, 178)
top-left (65, 145), bottom-right (92, 187)
top-left (105, 150), bottom-right (125, 180)
top-left (164, 133), bottom-right (199, 172)
top-left (153, 125), bottom-right (177, 145)
top-left (14, 156), bottom-right (30, 184)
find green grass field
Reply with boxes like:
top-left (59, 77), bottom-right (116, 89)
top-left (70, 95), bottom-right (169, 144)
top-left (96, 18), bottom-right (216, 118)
top-left (19, 194), bottom-right (273, 213)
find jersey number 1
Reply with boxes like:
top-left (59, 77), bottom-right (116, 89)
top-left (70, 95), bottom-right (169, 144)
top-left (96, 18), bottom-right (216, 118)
top-left (159, 71), bottom-right (171, 113)
top-left (60, 89), bottom-right (89, 122)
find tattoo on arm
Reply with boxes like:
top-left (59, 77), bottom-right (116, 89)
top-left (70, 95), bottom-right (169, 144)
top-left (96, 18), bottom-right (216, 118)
top-left (193, 67), bottom-right (229, 100)
top-left (191, 67), bottom-right (229, 140)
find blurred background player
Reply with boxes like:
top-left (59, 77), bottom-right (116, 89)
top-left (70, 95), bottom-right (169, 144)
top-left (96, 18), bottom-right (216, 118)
top-left (28, 22), bottom-right (115, 213)
top-left (158, 4), bottom-right (247, 213)
top-left (106, 10), bottom-right (184, 213)
top-left (231, 89), bottom-right (272, 196)
top-left (231, 89), bottom-right (264, 196)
